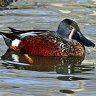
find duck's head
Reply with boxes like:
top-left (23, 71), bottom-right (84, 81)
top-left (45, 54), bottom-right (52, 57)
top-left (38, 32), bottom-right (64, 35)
top-left (57, 19), bottom-right (95, 47)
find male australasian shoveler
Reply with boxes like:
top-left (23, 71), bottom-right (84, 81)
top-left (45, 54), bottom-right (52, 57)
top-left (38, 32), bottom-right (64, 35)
top-left (0, 19), bottom-right (95, 57)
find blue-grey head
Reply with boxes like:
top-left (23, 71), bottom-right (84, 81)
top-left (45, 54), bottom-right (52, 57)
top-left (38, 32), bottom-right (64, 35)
top-left (57, 19), bottom-right (95, 47)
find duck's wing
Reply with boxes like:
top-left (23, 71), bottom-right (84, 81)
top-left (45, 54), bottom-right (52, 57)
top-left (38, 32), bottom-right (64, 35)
top-left (8, 27), bottom-right (35, 34)
top-left (17, 31), bottom-right (43, 39)
top-left (17, 30), bottom-right (55, 40)
top-left (8, 27), bottom-right (51, 34)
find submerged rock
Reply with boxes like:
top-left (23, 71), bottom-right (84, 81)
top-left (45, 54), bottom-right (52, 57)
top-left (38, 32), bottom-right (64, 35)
top-left (0, 0), bottom-right (18, 7)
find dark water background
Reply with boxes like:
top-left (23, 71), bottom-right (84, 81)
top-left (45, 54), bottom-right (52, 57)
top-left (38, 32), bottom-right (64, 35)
top-left (0, 0), bottom-right (96, 96)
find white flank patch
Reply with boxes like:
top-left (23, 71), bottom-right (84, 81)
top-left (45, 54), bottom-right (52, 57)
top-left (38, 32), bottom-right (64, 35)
top-left (12, 54), bottom-right (19, 62)
top-left (11, 39), bottom-right (20, 47)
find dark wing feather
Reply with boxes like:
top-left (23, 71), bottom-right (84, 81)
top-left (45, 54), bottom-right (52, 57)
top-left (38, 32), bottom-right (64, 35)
top-left (0, 32), bottom-right (17, 40)
top-left (8, 27), bottom-right (52, 34)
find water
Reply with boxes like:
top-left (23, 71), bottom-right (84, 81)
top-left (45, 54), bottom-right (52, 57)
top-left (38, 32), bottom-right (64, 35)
top-left (0, 0), bottom-right (96, 96)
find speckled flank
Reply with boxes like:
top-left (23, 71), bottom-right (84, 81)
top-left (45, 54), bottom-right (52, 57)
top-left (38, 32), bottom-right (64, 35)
top-left (16, 33), bottom-right (85, 57)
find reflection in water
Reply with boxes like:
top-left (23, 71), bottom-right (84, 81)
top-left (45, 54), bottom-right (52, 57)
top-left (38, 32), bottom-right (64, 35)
top-left (1, 49), bottom-right (95, 95)
top-left (57, 76), bottom-right (90, 81)
top-left (1, 49), bottom-right (88, 74)
top-left (60, 89), bottom-right (75, 94)
top-left (33, 2), bottom-right (47, 8)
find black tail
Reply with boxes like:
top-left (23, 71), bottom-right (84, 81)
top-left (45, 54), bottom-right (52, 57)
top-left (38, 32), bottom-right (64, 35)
top-left (0, 32), bottom-right (17, 40)
top-left (0, 32), bottom-right (13, 46)
top-left (8, 27), bottom-right (19, 33)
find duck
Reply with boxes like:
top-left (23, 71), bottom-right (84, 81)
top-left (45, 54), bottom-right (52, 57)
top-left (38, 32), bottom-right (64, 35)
top-left (0, 19), bottom-right (95, 57)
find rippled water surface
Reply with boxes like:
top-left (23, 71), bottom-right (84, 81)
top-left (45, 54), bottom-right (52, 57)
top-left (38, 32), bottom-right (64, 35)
top-left (0, 0), bottom-right (96, 96)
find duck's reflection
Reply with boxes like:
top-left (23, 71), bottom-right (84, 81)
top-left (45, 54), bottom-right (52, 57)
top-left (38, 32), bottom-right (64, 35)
top-left (1, 49), bottom-right (88, 74)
